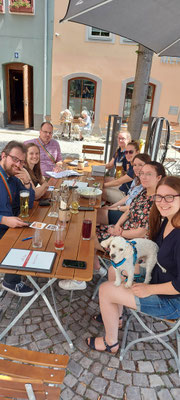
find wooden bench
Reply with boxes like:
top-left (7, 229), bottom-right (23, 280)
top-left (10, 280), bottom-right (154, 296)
top-left (82, 145), bottom-right (104, 161)
top-left (0, 343), bottom-right (69, 399)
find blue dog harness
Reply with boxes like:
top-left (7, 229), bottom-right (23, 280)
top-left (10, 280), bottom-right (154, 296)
top-left (111, 240), bottom-right (137, 269)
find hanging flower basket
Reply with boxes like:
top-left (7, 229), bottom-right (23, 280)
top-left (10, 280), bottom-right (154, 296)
top-left (0, 0), bottom-right (4, 13)
top-left (9, 0), bottom-right (34, 14)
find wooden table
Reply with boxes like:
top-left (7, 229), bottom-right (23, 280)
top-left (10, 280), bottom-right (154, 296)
top-left (0, 169), bottom-right (103, 348)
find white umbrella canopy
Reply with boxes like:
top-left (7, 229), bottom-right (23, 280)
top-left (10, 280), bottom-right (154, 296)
top-left (60, 0), bottom-right (180, 57)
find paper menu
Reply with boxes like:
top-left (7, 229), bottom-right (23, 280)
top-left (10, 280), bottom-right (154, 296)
top-left (0, 249), bottom-right (56, 273)
top-left (46, 170), bottom-right (83, 178)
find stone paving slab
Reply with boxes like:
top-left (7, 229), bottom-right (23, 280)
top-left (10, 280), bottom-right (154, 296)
top-left (0, 278), bottom-right (180, 399)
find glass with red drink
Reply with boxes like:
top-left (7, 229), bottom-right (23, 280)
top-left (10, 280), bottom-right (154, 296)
top-left (82, 219), bottom-right (92, 240)
top-left (54, 225), bottom-right (65, 250)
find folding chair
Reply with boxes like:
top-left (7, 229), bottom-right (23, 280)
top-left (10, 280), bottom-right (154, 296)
top-left (0, 343), bottom-right (69, 399)
top-left (120, 309), bottom-right (180, 376)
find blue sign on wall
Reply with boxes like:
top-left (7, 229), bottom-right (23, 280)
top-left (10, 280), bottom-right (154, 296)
top-left (14, 52), bottom-right (19, 59)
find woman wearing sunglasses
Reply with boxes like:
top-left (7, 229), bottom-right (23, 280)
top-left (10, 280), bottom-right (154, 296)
top-left (86, 176), bottom-right (180, 353)
top-left (103, 141), bottom-right (140, 204)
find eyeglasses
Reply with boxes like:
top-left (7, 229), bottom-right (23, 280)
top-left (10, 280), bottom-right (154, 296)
top-left (41, 130), bottom-right (53, 135)
top-left (139, 172), bottom-right (155, 177)
top-left (125, 150), bottom-right (134, 155)
top-left (7, 154), bottom-right (25, 166)
top-left (154, 194), bottom-right (180, 203)
top-left (118, 137), bottom-right (126, 140)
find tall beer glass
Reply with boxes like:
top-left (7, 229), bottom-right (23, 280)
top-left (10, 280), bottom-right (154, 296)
top-left (20, 190), bottom-right (29, 218)
top-left (116, 162), bottom-right (123, 179)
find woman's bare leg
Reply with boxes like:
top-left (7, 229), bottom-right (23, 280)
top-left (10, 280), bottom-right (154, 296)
top-left (87, 281), bottom-right (137, 351)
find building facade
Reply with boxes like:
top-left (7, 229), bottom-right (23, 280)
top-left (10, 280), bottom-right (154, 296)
top-left (51, 0), bottom-right (180, 132)
top-left (0, 0), bottom-right (54, 129)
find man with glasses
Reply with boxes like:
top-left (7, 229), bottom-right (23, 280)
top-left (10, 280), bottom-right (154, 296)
top-left (24, 122), bottom-right (62, 177)
top-left (0, 141), bottom-right (35, 296)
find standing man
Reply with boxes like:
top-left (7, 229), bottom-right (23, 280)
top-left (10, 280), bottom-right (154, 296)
top-left (0, 141), bottom-right (35, 296)
top-left (24, 122), bottom-right (63, 177)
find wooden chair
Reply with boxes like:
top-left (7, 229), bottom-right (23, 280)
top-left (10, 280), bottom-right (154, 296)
top-left (120, 309), bottom-right (180, 376)
top-left (82, 144), bottom-right (104, 161)
top-left (0, 343), bottom-right (69, 399)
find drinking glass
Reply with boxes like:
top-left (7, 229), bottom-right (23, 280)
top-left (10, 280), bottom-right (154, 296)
top-left (48, 189), bottom-right (59, 217)
top-left (54, 225), bottom-right (65, 250)
top-left (116, 162), bottom-right (123, 178)
top-left (32, 228), bottom-right (42, 248)
top-left (20, 190), bottom-right (29, 218)
top-left (70, 189), bottom-right (79, 214)
top-left (89, 194), bottom-right (96, 206)
top-left (82, 219), bottom-right (92, 240)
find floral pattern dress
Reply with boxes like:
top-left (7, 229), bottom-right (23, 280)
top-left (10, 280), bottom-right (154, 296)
top-left (96, 189), bottom-right (154, 242)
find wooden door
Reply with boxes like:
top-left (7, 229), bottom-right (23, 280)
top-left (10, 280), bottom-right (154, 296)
top-left (23, 65), bottom-right (33, 128)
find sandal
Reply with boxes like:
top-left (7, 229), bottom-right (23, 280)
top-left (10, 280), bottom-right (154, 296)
top-left (93, 313), bottom-right (123, 328)
top-left (86, 337), bottom-right (119, 354)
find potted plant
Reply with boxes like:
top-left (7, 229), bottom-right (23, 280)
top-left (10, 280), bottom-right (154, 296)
top-left (0, 0), bottom-right (4, 13)
top-left (9, 0), bottom-right (34, 14)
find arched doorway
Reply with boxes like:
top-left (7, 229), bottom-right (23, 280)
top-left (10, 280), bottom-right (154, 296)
top-left (5, 63), bottom-right (33, 128)
top-left (67, 77), bottom-right (96, 119)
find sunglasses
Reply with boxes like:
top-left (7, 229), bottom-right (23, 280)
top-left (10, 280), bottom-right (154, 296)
top-left (125, 150), bottom-right (134, 155)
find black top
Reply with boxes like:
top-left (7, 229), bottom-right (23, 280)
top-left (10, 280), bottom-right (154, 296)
top-left (151, 218), bottom-right (180, 297)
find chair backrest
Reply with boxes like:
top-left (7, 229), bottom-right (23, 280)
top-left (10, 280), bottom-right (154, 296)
top-left (0, 343), bottom-right (69, 399)
top-left (82, 144), bottom-right (104, 161)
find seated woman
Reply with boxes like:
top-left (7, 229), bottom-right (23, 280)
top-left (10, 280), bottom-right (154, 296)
top-left (86, 176), bottom-right (180, 353)
top-left (24, 143), bottom-right (49, 200)
top-left (97, 153), bottom-right (151, 226)
top-left (103, 141), bottom-right (140, 204)
top-left (104, 130), bottom-right (131, 178)
top-left (97, 161), bottom-right (165, 244)
top-left (76, 110), bottom-right (92, 140)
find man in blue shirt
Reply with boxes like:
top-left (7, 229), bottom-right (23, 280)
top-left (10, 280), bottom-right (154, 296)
top-left (0, 141), bottom-right (35, 296)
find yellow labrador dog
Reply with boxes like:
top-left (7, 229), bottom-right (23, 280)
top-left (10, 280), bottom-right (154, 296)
top-left (101, 236), bottom-right (159, 287)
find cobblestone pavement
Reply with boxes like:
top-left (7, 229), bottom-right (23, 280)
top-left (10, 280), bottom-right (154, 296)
top-left (0, 128), bottom-right (180, 398)
top-left (0, 278), bottom-right (180, 399)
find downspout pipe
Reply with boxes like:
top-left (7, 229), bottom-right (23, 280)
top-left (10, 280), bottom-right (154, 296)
top-left (43, 0), bottom-right (48, 121)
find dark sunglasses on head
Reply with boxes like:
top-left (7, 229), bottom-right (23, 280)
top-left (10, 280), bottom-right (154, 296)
top-left (125, 150), bottom-right (134, 155)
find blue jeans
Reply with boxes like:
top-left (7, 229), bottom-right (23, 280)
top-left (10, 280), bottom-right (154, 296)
top-left (135, 295), bottom-right (180, 320)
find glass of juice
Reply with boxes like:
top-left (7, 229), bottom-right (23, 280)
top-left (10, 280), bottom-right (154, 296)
top-left (54, 225), bottom-right (65, 250)
top-left (70, 189), bottom-right (79, 214)
top-left (82, 219), bottom-right (92, 240)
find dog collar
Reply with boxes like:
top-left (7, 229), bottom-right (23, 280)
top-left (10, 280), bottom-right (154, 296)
top-left (111, 259), bottom-right (126, 268)
top-left (126, 240), bottom-right (137, 265)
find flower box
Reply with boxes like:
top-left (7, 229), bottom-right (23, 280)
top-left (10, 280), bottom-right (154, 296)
top-left (9, 0), bottom-right (34, 14)
top-left (0, 1), bottom-right (4, 13)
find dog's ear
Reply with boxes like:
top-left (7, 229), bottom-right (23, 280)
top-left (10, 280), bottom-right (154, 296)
top-left (101, 236), bottom-right (113, 249)
top-left (123, 244), bottom-right (133, 259)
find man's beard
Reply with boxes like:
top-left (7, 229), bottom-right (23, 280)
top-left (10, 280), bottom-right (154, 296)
top-left (3, 159), bottom-right (21, 176)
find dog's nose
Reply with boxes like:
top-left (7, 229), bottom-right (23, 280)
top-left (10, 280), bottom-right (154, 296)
top-left (111, 253), bottom-right (116, 259)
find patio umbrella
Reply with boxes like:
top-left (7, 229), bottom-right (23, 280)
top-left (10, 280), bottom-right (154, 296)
top-left (60, 0), bottom-right (180, 57)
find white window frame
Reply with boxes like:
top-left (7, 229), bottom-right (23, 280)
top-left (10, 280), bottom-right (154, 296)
top-left (120, 37), bottom-right (137, 45)
top-left (86, 27), bottom-right (115, 43)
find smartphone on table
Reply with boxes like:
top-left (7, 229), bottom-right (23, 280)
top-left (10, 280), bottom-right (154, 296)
top-left (62, 259), bottom-right (87, 269)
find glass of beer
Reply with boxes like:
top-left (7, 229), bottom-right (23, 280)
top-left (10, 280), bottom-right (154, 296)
top-left (82, 219), bottom-right (92, 240)
top-left (70, 189), bottom-right (79, 214)
top-left (20, 190), bottom-right (30, 218)
top-left (116, 162), bottom-right (123, 179)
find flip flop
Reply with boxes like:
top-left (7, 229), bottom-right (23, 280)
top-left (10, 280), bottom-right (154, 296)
top-left (86, 337), bottom-right (119, 354)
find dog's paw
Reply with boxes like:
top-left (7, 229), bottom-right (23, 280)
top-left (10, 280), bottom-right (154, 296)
top-left (114, 280), bottom-right (121, 287)
top-left (125, 281), bottom-right (132, 288)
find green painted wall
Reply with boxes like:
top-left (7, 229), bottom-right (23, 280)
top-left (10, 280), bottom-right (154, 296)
top-left (0, 0), bottom-right (54, 129)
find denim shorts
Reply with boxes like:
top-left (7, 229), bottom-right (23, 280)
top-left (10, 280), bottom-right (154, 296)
top-left (135, 295), bottom-right (180, 320)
